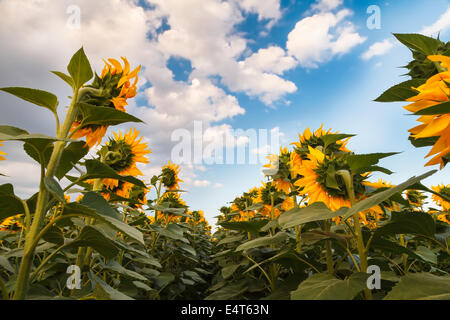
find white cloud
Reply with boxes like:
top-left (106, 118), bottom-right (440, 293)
top-left (311, 0), bottom-right (343, 12)
top-left (232, 0), bottom-right (281, 22)
top-left (361, 39), bottom-right (394, 60)
top-left (420, 7), bottom-right (450, 36)
top-left (214, 183), bottom-right (223, 188)
top-left (154, 0), bottom-right (297, 104)
top-left (242, 46), bottom-right (297, 75)
top-left (192, 180), bottom-right (212, 187)
top-left (287, 9), bottom-right (366, 68)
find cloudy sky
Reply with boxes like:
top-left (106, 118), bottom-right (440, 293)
top-left (0, 0), bottom-right (449, 225)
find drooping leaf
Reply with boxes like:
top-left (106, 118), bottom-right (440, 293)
top-left (384, 273), bottom-right (450, 300)
top-left (78, 103), bottom-right (143, 126)
top-left (279, 202), bottom-right (348, 229)
top-left (44, 177), bottom-right (65, 203)
top-left (236, 232), bottom-right (289, 251)
top-left (0, 87), bottom-right (58, 113)
top-left (68, 225), bottom-right (119, 259)
top-left (82, 160), bottom-right (146, 189)
top-left (219, 220), bottom-right (269, 236)
top-left (374, 211), bottom-right (435, 238)
top-left (342, 170), bottom-right (436, 220)
top-left (290, 273), bottom-right (369, 300)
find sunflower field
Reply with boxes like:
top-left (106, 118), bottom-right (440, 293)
top-left (0, 33), bottom-right (449, 301)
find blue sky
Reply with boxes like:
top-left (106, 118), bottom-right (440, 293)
top-left (0, 0), bottom-right (449, 226)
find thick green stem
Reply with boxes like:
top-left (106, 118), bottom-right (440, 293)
top-left (13, 89), bottom-right (80, 300)
top-left (337, 169), bottom-right (372, 300)
top-left (324, 220), bottom-right (334, 275)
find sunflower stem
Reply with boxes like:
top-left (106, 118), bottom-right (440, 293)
top-left (13, 87), bottom-right (81, 300)
top-left (337, 169), bottom-right (372, 300)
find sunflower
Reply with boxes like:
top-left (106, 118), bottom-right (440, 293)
top-left (157, 192), bottom-right (187, 223)
top-left (431, 184), bottom-right (450, 211)
top-left (254, 182), bottom-right (284, 219)
top-left (161, 161), bottom-right (183, 190)
top-left (0, 215), bottom-right (23, 232)
top-left (293, 146), bottom-right (366, 211)
top-left (0, 141), bottom-right (6, 161)
top-left (264, 147), bottom-right (294, 194)
top-left (281, 196), bottom-right (295, 211)
top-left (128, 185), bottom-right (150, 210)
top-left (102, 181), bottom-right (135, 200)
top-left (290, 125), bottom-right (351, 178)
top-left (405, 190), bottom-right (426, 208)
top-left (99, 128), bottom-right (151, 191)
top-left (71, 57), bottom-right (141, 148)
top-left (404, 55), bottom-right (450, 169)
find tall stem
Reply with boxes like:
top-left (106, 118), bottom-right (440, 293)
top-left (337, 170), bottom-right (372, 300)
top-left (13, 89), bottom-right (80, 300)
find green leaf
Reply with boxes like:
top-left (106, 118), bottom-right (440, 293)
top-left (0, 256), bottom-right (14, 273)
top-left (205, 281), bottom-right (248, 300)
top-left (222, 264), bottom-right (241, 279)
top-left (63, 202), bottom-right (144, 245)
top-left (68, 225), bottom-right (119, 259)
top-left (415, 246), bottom-right (437, 264)
top-left (0, 184), bottom-right (25, 220)
top-left (394, 33), bottom-right (442, 55)
top-left (0, 125), bottom-right (72, 151)
top-left (80, 192), bottom-right (122, 220)
top-left (342, 170), bottom-right (436, 220)
top-left (153, 272), bottom-right (175, 289)
top-left (44, 177), bottom-right (65, 203)
top-left (409, 135), bottom-right (439, 148)
top-left (101, 260), bottom-right (147, 281)
top-left (0, 87), bottom-right (58, 113)
top-left (67, 47), bottom-right (93, 89)
top-left (374, 211), bottom-right (435, 238)
top-left (279, 202), bottom-right (348, 229)
top-left (51, 71), bottom-right (74, 88)
top-left (375, 79), bottom-right (425, 102)
top-left (78, 103), bottom-right (143, 126)
top-left (219, 220), bottom-right (269, 236)
top-left (414, 100), bottom-right (450, 115)
top-left (236, 232), bottom-right (289, 251)
top-left (83, 160), bottom-right (146, 189)
top-left (290, 273), bottom-right (369, 300)
top-left (217, 234), bottom-right (244, 246)
top-left (321, 134), bottom-right (355, 151)
top-left (91, 274), bottom-right (134, 300)
top-left (384, 273), bottom-right (450, 300)
top-left (371, 237), bottom-right (425, 261)
top-left (346, 152), bottom-right (398, 175)
top-left (56, 142), bottom-right (89, 179)
top-left (42, 226), bottom-right (64, 246)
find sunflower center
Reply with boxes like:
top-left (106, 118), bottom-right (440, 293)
top-left (100, 139), bottom-right (134, 172)
top-left (162, 168), bottom-right (177, 188)
top-left (313, 157), bottom-right (366, 200)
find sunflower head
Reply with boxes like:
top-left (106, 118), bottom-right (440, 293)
top-left (0, 215), bottom-right (23, 233)
top-left (291, 125), bottom-right (351, 160)
top-left (294, 147), bottom-right (368, 211)
top-left (431, 184), bottom-right (450, 211)
top-left (161, 161), bottom-right (183, 190)
top-left (405, 190), bottom-right (426, 208)
top-left (99, 128), bottom-right (150, 174)
top-left (128, 185), bottom-right (149, 209)
top-left (71, 57), bottom-right (141, 149)
top-left (0, 141), bottom-right (6, 161)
